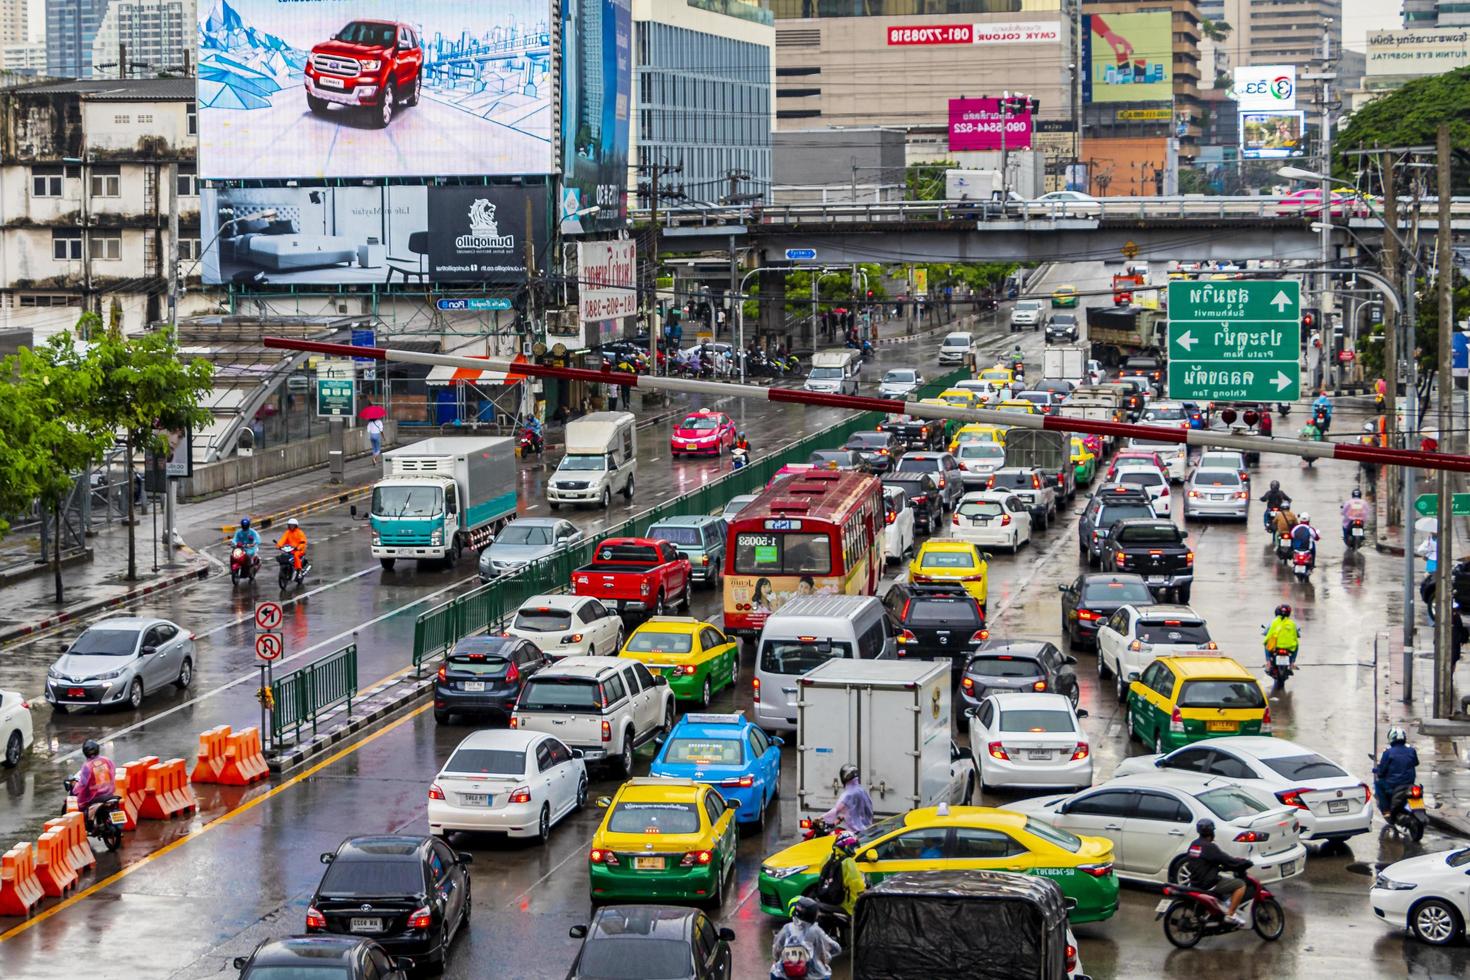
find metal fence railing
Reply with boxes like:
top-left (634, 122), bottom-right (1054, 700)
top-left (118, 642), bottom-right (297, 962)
top-left (409, 369), bottom-right (969, 674)
top-left (271, 643), bottom-right (358, 744)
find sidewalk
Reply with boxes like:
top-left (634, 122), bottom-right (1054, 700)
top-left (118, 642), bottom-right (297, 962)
top-left (1379, 629), bottom-right (1470, 838)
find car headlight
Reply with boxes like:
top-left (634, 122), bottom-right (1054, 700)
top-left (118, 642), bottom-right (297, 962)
top-left (93, 669), bottom-right (124, 681)
top-left (47, 666), bottom-right (62, 679)
top-left (358, 59), bottom-right (381, 72)
top-left (1373, 875), bottom-right (1416, 891)
top-left (762, 865), bottom-right (805, 880)
top-left (371, 531), bottom-right (380, 546)
top-left (430, 530), bottom-right (443, 545)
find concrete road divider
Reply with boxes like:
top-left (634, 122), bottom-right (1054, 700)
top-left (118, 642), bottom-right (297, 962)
top-left (0, 843), bottom-right (44, 916)
top-left (43, 812), bottom-right (94, 875)
top-left (190, 725), bottom-right (233, 784)
top-left (34, 831), bottom-right (77, 897)
top-left (137, 759), bottom-right (197, 820)
top-left (116, 756), bottom-right (159, 830)
top-left (218, 727), bottom-right (269, 785)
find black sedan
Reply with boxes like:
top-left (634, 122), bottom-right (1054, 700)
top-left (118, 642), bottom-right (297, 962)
top-left (959, 639), bottom-right (1080, 712)
top-left (1045, 313), bottom-right (1079, 343)
top-left (568, 905), bottom-right (735, 979)
top-left (308, 836), bottom-right (472, 972)
top-left (844, 429), bottom-right (902, 473)
top-left (234, 936), bottom-right (406, 979)
top-left (883, 472), bottom-right (944, 535)
top-left (434, 635), bottom-right (551, 725)
top-left (808, 449), bottom-right (864, 470)
top-left (881, 581), bottom-right (987, 675)
top-left (1057, 573), bottom-right (1155, 648)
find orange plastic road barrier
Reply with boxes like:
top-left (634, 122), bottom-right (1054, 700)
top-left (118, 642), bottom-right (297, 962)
top-left (0, 843), bottom-right (44, 916)
top-left (33, 831), bottom-right (77, 897)
top-left (136, 759), bottom-right (197, 820)
top-left (117, 755), bottom-right (159, 829)
top-left (190, 725), bottom-right (233, 784)
top-left (43, 813), bottom-right (94, 874)
top-left (217, 727), bottom-right (269, 786)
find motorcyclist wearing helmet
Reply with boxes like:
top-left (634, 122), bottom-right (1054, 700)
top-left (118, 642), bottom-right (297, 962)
top-left (811, 831), bottom-right (868, 919)
top-left (1312, 389), bottom-right (1333, 432)
top-left (276, 517), bottom-right (308, 572)
top-left (1264, 604), bottom-right (1299, 668)
top-left (771, 896), bottom-right (841, 979)
top-left (735, 431), bottom-right (751, 453)
top-left (1184, 818), bottom-right (1252, 928)
top-left (1291, 513), bottom-right (1320, 569)
top-left (1374, 727), bottom-right (1419, 819)
top-left (1340, 488), bottom-right (1369, 545)
top-left (232, 517), bottom-right (260, 558)
top-left (72, 739), bottom-right (116, 814)
top-left (820, 763), bottom-right (874, 833)
top-left (1258, 481), bottom-right (1291, 531)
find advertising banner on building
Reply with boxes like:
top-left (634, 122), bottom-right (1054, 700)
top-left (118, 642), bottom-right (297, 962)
top-left (577, 240), bottom-right (637, 324)
top-left (560, 0), bottom-right (633, 233)
top-left (886, 20), bottom-right (1061, 46)
top-left (427, 185), bottom-right (550, 283)
top-left (948, 97), bottom-right (1034, 152)
top-left (1232, 65), bottom-right (1296, 111)
top-left (1081, 11), bottom-right (1172, 104)
top-left (195, 0), bottom-right (554, 180)
top-left (200, 183), bottom-right (549, 285)
top-left (1240, 111), bottom-right (1305, 159)
top-left (1366, 28), bottom-right (1470, 76)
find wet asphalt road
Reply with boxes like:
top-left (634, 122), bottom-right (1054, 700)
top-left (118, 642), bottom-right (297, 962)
top-left (3, 267), bottom-right (1467, 979)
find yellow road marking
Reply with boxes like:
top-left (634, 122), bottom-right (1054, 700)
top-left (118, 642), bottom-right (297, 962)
top-left (0, 703), bottom-right (430, 943)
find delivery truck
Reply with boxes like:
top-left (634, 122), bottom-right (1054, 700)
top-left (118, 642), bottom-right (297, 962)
top-left (369, 436), bottom-right (517, 570)
top-left (795, 659), bottom-right (970, 821)
top-left (1086, 305), bottom-right (1166, 367)
top-left (1042, 343), bottom-right (1088, 385)
top-left (1004, 429), bottom-right (1075, 502)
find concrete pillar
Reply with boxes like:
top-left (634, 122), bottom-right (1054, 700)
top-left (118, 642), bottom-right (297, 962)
top-left (758, 268), bottom-right (786, 348)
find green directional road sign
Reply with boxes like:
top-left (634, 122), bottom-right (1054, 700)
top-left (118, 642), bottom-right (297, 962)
top-left (1414, 493), bottom-right (1470, 518)
top-left (1166, 280), bottom-right (1301, 403)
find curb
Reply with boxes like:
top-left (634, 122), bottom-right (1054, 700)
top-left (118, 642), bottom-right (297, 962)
top-left (265, 674), bottom-right (433, 775)
top-left (1425, 808), bottom-right (1470, 839)
top-left (0, 555), bottom-right (211, 647)
top-left (220, 484), bottom-right (374, 536)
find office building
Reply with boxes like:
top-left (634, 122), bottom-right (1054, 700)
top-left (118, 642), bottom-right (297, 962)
top-left (46, 0), bottom-right (111, 78)
top-left (91, 0), bottom-right (195, 78)
top-left (631, 0), bottom-right (775, 207)
top-left (1239, 0), bottom-right (1341, 107)
top-left (1, 40), bottom-right (45, 74)
top-left (1, 0), bottom-right (27, 46)
top-left (1404, 0), bottom-right (1470, 27)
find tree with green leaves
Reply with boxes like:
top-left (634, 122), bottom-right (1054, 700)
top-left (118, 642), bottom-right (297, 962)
top-left (906, 161), bottom-right (956, 202)
top-left (1335, 67), bottom-right (1470, 195)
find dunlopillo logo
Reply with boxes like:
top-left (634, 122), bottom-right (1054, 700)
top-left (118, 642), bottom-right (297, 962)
top-left (456, 199), bottom-right (514, 250)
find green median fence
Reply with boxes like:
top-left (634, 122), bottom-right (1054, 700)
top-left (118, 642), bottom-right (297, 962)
top-left (271, 643), bottom-right (358, 744)
top-left (409, 368), bottom-right (971, 674)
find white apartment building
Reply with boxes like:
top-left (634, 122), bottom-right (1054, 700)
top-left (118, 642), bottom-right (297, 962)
top-left (91, 0), bottom-right (195, 77)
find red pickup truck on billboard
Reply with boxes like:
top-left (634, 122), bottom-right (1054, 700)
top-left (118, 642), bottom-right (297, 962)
top-left (572, 538), bottom-right (692, 618)
top-left (305, 20), bottom-right (423, 129)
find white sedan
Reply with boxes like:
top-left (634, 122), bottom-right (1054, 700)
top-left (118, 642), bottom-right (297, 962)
top-left (1111, 463), bottom-right (1171, 516)
top-left (2, 689), bottom-right (34, 768)
top-left (1113, 736), bottom-right (1372, 842)
top-left (883, 485), bottom-right (916, 564)
top-left (1095, 603), bottom-right (1216, 701)
top-left (428, 729), bottom-right (588, 841)
top-left (952, 490), bottom-right (1031, 553)
top-left (955, 443), bottom-right (1008, 488)
top-left (967, 692), bottom-right (1091, 791)
top-left (1371, 847), bottom-right (1470, 946)
top-left (1034, 190), bottom-right (1102, 217)
top-left (1007, 772), bottom-right (1308, 886)
top-left (506, 594), bottom-right (624, 659)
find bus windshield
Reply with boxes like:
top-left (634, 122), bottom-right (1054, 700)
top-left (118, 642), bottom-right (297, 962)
top-left (733, 532), bottom-right (832, 576)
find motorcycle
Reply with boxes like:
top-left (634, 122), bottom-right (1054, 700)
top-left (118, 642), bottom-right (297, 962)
top-left (277, 545), bottom-right (310, 592)
top-left (1275, 531), bottom-right (1294, 563)
top-left (1313, 407), bottom-right (1332, 435)
top-left (1277, 402), bottom-right (1291, 417)
top-left (229, 546), bottom-right (260, 586)
top-left (519, 426), bottom-right (543, 456)
top-left (731, 446), bottom-right (749, 471)
top-left (1157, 872), bottom-right (1285, 948)
top-left (1381, 782), bottom-right (1428, 843)
top-left (1346, 518), bottom-right (1366, 550)
top-left (1261, 624), bottom-right (1299, 688)
top-left (62, 777), bottom-right (125, 852)
top-left (1292, 547), bottom-right (1313, 580)
top-left (798, 816), bottom-right (841, 843)
top-left (1264, 507), bottom-right (1281, 537)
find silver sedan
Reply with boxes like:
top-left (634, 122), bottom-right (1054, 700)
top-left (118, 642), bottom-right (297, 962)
top-left (46, 617), bottom-right (196, 712)
top-left (1182, 468), bottom-right (1249, 521)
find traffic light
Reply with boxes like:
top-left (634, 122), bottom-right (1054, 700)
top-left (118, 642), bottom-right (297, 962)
top-left (1301, 308), bottom-right (1318, 333)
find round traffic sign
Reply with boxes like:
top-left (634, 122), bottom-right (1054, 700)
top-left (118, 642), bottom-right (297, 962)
top-left (255, 633), bottom-right (282, 662)
top-left (254, 601), bottom-right (284, 632)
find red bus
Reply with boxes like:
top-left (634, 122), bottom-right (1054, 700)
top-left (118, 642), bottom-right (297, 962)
top-left (722, 468), bottom-right (884, 636)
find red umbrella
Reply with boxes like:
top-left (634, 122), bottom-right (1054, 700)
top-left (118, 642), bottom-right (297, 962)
top-left (359, 404), bottom-right (387, 421)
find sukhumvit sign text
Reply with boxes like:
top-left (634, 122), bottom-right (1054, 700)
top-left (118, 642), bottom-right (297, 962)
top-left (887, 21), bottom-right (1060, 46)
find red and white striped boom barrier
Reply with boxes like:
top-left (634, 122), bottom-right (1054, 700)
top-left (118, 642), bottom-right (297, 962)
top-left (263, 337), bottom-right (1470, 474)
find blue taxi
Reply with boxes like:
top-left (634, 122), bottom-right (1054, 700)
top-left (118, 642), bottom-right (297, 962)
top-left (648, 712), bottom-right (783, 826)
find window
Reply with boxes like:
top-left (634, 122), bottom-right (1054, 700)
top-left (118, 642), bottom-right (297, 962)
top-left (19, 294), bottom-right (79, 308)
top-left (187, 101), bottom-right (197, 135)
top-left (872, 826), bottom-right (949, 862)
top-left (113, 114), bottom-right (131, 125)
top-left (546, 740), bottom-right (572, 766)
top-left (177, 238), bottom-right (201, 261)
top-left (1204, 752), bottom-right (1258, 780)
top-left (535, 740), bottom-right (554, 772)
top-left (176, 168), bottom-right (197, 197)
top-left (949, 828), bottom-right (1024, 859)
top-left (136, 114), bottom-right (152, 124)
top-left (90, 167), bottom-right (121, 197)
top-left (90, 234), bottom-right (121, 260)
top-left (630, 662), bottom-right (657, 692)
top-left (749, 728), bottom-right (769, 757)
top-left (602, 672), bottom-right (628, 704)
top-left (1133, 792), bottom-right (1192, 823)
top-left (702, 791), bottom-right (724, 825)
top-left (1160, 747), bottom-right (1214, 773)
top-left (52, 230), bottom-right (83, 260)
top-left (1065, 790), bottom-right (1136, 818)
top-left (857, 619), bottom-right (887, 660)
top-left (32, 167), bottom-right (63, 197)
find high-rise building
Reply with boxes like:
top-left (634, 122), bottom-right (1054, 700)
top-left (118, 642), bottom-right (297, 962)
top-left (90, 0), bottom-right (195, 78)
top-left (1, 40), bottom-right (45, 74)
top-left (1, 0), bottom-right (27, 46)
top-left (1239, 0), bottom-right (1341, 108)
top-left (46, 0), bottom-right (111, 77)
top-left (1403, 0), bottom-right (1470, 27)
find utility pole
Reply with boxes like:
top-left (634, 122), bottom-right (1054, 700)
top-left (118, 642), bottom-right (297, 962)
top-left (1316, 32), bottom-right (1335, 388)
top-left (1434, 122), bottom-right (1456, 718)
top-left (637, 160), bottom-right (682, 378)
top-left (164, 162), bottom-right (180, 562)
top-left (1382, 151), bottom-right (1400, 522)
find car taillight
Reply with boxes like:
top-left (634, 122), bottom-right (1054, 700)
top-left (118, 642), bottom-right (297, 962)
top-left (1169, 707), bottom-right (1184, 733)
top-left (720, 775), bottom-right (754, 788)
top-left (306, 906), bottom-right (326, 929)
top-left (589, 848), bottom-right (620, 865)
top-left (1000, 514), bottom-right (1011, 526)
top-left (1185, 551), bottom-right (1194, 566)
top-left (1077, 609), bottom-right (1101, 621)
top-left (1115, 553), bottom-right (1128, 568)
top-left (1159, 487), bottom-right (1169, 497)
top-left (1031, 474), bottom-right (1042, 488)
top-left (970, 630), bottom-right (989, 644)
top-left (601, 720), bottom-right (612, 742)
top-left (561, 633), bottom-right (584, 644)
top-left (505, 660), bottom-right (520, 683)
top-left (428, 783), bottom-right (445, 801)
top-left (509, 785), bottom-right (532, 804)
top-left (1071, 742), bottom-right (1090, 761)
top-left (437, 663), bottom-right (447, 682)
top-left (1262, 705), bottom-right (1272, 734)
top-left (962, 676), bottom-right (974, 691)
top-left (897, 629), bottom-right (917, 645)
top-left (753, 677), bottom-right (761, 702)
top-left (938, 477), bottom-right (946, 488)
top-left (987, 741), bottom-right (1009, 761)
top-left (1361, 783), bottom-right (1372, 804)
top-left (19, 699), bottom-right (29, 710)
top-left (1079, 862), bottom-right (1112, 878)
top-left (680, 850), bottom-right (714, 868)
top-left (1233, 491), bottom-right (1247, 500)
top-left (887, 512), bottom-right (896, 525)
top-left (407, 906), bottom-right (433, 930)
top-left (1234, 830), bottom-right (1268, 843)
top-left (1128, 639), bottom-right (1143, 651)
top-left (640, 582), bottom-right (651, 595)
top-left (1066, 943), bottom-right (1078, 973)
top-left (680, 664), bottom-right (697, 676)
top-left (1032, 680), bottom-right (1047, 692)
top-left (509, 715), bottom-right (519, 729)
top-left (1275, 788), bottom-right (1308, 809)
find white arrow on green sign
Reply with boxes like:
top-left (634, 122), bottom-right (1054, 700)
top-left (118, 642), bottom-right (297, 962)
top-left (1414, 493), bottom-right (1470, 517)
top-left (1166, 280), bottom-right (1301, 403)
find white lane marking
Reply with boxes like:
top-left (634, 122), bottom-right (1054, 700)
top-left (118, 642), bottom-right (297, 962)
top-left (1106, 720), bottom-right (1122, 738)
top-left (506, 827), bottom-right (600, 908)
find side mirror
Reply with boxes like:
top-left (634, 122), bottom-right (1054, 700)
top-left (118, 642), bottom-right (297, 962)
top-left (457, 852), bottom-right (474, 865)
top-left (1064, 655), bottom-right (1078, 665)
top-left (232, 957), bottom-right (248, 970)
top-left (1064, 897), bottom-right (1079, 911)
top-left (485, 534), bottom-right (495, 545)
top-left (654, 674), bottom-right (668, 686)
top-left (596, 796), bottom-right (612, 808)
top-left (718, 926), bottom-right (737, 942)
top-left (770, 736), bottom-right (784, 747)
top-left (571, 748), bottom-right (585, 759)
top-left (862, 849), bottom-right (878, 863)
top-left (1076, 708), bottom-right (1089, 719)
top-left (569, 924), bottom-right (588, 939)
top-left (319, 852), bottom-right (335, 864)
top-left (141, 645), bottom-right (157, 656)
top-left (1057, 584), bottom-right (1067, 593)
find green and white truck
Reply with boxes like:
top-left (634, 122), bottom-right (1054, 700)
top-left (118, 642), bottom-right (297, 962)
top-left (370, 436), bottom-right (517, 570)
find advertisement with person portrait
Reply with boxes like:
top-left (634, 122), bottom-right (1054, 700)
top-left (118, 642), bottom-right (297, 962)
top-left (560, 0), bottom-right (633, 233)
top-left (1081, 11), bottom-right (1172, 104)
top-left (426, 185), bottom-right (550, 284)
top-left (196, 0), bottom-right (553, 180)
top-left (1240, 110), bottom-right (1305, 159)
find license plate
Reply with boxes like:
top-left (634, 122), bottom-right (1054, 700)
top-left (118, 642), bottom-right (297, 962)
top-left (1147, 576), bottom-right (1167, 584)
top-left (462, 681), bottom-right (485, 692)
top-left (686, 443), bottom-right (697, 450)
top-left (350, 917), bottom-right (382, 933)
top-left (1206, 720), bottom-right (1237, 732)
top-left (460, 793), bottom-right (490, 806)
top-left (68, 688), bottom-right (85, 697)
top-left (1154, 898), bottom-right (1172, 914)
top-left (319, 75), bottom-right (345, 88)
top-left (1026, 750), bottom-right (1051, 761)
top-left (1351, 527), bottom-right (1364, 537)
top-left (1408, 797), bottom-right (1425, 810)
top-left (1279, 860), bottom-right (1296, 877)
top-left (109, 811), bottom-right (128, 826)
top-left (1274, 655), bottom-right (1292, 667)
top-left (1327, 800), bottom-right (1350, 814)
top-left (634, 856), bottom-right (665, 870)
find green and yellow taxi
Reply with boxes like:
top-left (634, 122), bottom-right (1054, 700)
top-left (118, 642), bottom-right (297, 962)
top-left (948, 423), bottom-right (1009, 454)
top-left (936, 388), bottom-right (981, 411)
top-left (758, 805), bottom-right (1118, 924)
top-left (978, 366), bottom-right (1016, 386)
top-left (1051, 284), bottom-right (1079, 308)
top-left (996, 398), bottom-right (1040, 416)
top-left (620, 616), bottom-right (738, 706)
top-left (1127, 655), bottom-right (1271, 753)
top-left (909, 540), bottom-right (988, 613)
top-left (1070, 436), bottom-right (1097, 486)
top-left (589, 778), bottom-right (738, 906)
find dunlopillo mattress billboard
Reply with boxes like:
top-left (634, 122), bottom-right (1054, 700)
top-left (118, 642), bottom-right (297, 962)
top-left (199, 184), bottom-right (550, 285)
top-left (196, 0), bottom-right (554, 179)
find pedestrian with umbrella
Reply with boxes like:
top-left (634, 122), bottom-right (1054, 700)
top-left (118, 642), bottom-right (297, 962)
top-left (361, 403), bottom-right (387, 464)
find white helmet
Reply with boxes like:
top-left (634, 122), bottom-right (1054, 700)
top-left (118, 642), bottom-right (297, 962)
top-left (1387, 726), bottom-right (1407, 744)
top-left (286, 518), bottom-right (300, 528)
top-left (1297, 513), bottom-right (1310, 524)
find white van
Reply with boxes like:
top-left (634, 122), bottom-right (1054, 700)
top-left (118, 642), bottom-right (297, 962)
top-left (804, 349), bottom-right (861, 396)
top-left (751, 595), bottom-right (895, 732)
top-left (547, 412), bottom-right (637, 509)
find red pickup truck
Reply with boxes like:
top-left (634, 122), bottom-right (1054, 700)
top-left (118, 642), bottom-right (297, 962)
top-left (572, 538), bottom-right (692, 617)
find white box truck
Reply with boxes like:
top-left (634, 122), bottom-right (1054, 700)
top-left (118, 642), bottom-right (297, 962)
top-left (370, 437), bottom-right (517, 570)
top-left (795, 659), bottom-right (970, 821)
top-left (1042, 343), bottom-right (1088, 385)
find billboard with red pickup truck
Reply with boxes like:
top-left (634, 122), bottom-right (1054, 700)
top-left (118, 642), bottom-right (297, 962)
top-left (572, 538), bottom-right (692, 618)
